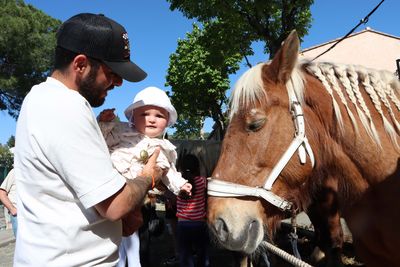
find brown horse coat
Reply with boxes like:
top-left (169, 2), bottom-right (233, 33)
top-left (207, 30), bottom-right (400, 267)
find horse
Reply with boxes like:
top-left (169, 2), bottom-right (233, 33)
top-left (207, 30), bottom-right (400, 267)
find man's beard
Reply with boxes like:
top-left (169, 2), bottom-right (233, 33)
top-left (77, 67), bottom-right (107, 107)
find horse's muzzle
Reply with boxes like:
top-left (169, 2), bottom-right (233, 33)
top-left (211, 216), bottom-right (262, 254)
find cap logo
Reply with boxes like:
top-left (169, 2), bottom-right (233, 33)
top-left (122, 32), bottom-right (130, 59)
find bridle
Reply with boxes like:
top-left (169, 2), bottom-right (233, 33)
top-left (207, 83), bottom-right (315, 211)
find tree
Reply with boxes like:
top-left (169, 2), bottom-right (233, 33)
top-left (166, 0), bottom-right (313, 136)
top-left (167, 0), bottom-right (313, 57)
top-left (0, 0), bottom-right (61, 118)
top-left (0, 144), bottom-right (14, 171)
top-left (6, 135), bottom-right (15, 148)
top-left (166, 23), bottom-right (244, 138)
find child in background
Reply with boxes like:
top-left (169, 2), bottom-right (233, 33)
top-left (176, 154), bottom-right (210, 267)
top-left (98, 86), bottom-right (192, 267)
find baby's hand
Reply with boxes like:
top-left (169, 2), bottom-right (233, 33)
top-left (98, 108), bottom-right (116, 122)
top-left (179, 182), bottom-right (192, 196)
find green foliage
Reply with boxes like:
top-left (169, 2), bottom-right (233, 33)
top-left (166, 0), bottom-right (313, 136)
top-left (0, 143), bottom-right (13, 170)
top-left (166, 22), bottom-right (244, 137)
top-left (6, 135), bottom-right (15, 148)
top-left (169, 118), bottom-right (202, 140)
top-left (167, 0), bottom-right (314, 57)
top-left (0, 0), bottom-right (61, 118)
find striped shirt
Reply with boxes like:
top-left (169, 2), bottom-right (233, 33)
top-left (176, 176), bottom-right (207, 221)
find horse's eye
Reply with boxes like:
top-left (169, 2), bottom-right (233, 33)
top-left (246, 118), bottom-right (266, 132)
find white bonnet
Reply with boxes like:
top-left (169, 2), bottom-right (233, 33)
top-left (124, 86), bottom-right (177, 126)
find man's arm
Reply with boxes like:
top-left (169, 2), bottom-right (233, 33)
top-left (95, 148), bottom-right (163, 221)
top-left (0, 189), bottom-right (17, 216)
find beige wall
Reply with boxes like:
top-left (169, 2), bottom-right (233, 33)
top-left (299, 28), bottom-right (400, 73)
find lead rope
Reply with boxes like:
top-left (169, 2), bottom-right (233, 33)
top-left (262, 241), bottom-right (314, 267)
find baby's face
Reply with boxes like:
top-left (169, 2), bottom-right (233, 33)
top-left (132, 105), bottom-right (169, 138)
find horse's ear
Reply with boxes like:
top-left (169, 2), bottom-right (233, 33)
top-left (268, 30), bottom-right (300, 84)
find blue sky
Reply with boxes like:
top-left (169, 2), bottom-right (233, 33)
top-left (1, 0), bottom-right (399, 145)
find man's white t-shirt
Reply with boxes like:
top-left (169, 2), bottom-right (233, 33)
top-left (14, 77), bottom-right (126, 266)
top-left (0, 168), bottom-right (16, 206)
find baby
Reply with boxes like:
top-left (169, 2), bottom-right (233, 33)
top-left (98, 86), bottom-right (191, 267)
top-left (99, 86), bottom-right (191, 195)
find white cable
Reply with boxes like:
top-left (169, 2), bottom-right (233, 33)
top-left (262, 241), bottom-right (314, 267)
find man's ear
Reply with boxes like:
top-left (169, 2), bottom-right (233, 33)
top-left (73, 54), bottom-right (89, 74)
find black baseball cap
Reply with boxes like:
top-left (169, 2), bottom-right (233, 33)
top-left (56, 13), bottom-right (147, 82)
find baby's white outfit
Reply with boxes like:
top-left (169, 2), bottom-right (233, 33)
top-left (99, 121), bottom-right (187, 195)
top-left (99, 121), bottom-right (187, 267)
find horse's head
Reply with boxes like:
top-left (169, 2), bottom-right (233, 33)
top-left (207, 31), bottom-right (315, 254)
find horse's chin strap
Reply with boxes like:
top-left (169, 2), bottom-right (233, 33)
top-left (207, 84), bottom-right (315, 211)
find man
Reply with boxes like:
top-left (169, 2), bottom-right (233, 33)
top-left (14, 13), bottom-right (163, 266)
top-left (0, 167), bottom-right (17, 237)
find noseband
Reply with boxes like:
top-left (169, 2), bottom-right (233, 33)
top-left (208, 85), bottom-right (315, 211)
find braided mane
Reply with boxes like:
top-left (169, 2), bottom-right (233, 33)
top-left (230, 60), bottom-right (400, 148)
top-left (304, 61), bottom-right (400, 148)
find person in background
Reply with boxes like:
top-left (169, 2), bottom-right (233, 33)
top-left (138, 190), bottom-right (164, 267)
top-left (163, 189), bottom-right (179, 266)
top-left (98, 86), bottom-right (192, 266)
top-left (0, 167), bottom-right (17, 237)
top-left (14, 13), bottom-right (163, 266)
top-left (176, 154), bottom-right (210, 267)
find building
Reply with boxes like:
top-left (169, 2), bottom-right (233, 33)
top-left (299, 27), bottom-right (400, 74)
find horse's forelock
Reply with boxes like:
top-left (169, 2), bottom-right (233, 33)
top-left (229, 63), bottom-right (266, 120)
top-left (229, 62), bottom-right (305, 121)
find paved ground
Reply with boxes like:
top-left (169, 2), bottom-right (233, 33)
top-left (0, 205), bottom-right (16, 267)
top-left (0, 240), bottom-right (14, 267)
top-left (0, 205), bottom-right (356, 267)
top-left (0, 208), bottom-right (235, 267)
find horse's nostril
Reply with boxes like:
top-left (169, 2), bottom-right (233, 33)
top-left (215, 217), bottom-right (229, 242)
top-left (248, 220), bottom-right (257, 231)
top-left (247, 219), bottom-right (260, 243)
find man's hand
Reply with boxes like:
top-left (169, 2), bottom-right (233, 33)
top-left (98, 108), bottom-right (116, 122)
top-left (95, 149), bottom-right (164, 221)
top-left (140, 147), bottom-right (164, 187)
top-left (122, 207), bottom-right (143, 236)
top-left (9, 206), bottom-right (17, 217)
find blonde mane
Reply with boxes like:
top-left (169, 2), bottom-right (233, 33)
top-left (229, 60), bottom-right (400, 148)
top-left (230, 63), bottom-right (265, 120)
top-left (230, 62), bottom-right (305, 120)
top-left (305, 61), bottom-right (400, 148)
